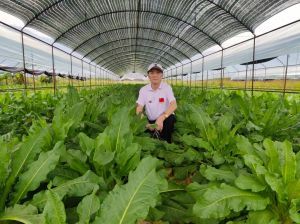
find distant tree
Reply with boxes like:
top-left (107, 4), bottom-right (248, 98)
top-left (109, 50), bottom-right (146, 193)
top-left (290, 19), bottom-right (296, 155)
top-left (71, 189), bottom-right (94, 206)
top-left (40, 74), bottom-right (53, 83)
top-left (0, 72), bottom-right (12, 85)
top-left (14, 73), bottom-right (25, 85)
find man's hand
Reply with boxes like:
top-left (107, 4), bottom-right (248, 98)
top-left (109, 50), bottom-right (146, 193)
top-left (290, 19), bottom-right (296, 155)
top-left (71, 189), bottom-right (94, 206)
top-left (146, 123), bottom-right (155, 131)
top-left (155, 116), bottom-right (165, 131)
top-left (136, 104), bottom-right (144, 115)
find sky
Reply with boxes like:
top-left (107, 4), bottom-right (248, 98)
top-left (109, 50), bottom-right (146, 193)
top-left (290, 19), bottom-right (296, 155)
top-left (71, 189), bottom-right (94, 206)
top-left (1, 3), bottom-right (300, 75)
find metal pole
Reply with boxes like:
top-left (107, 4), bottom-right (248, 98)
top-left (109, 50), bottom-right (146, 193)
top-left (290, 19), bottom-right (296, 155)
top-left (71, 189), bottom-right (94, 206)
top-left (220, 49), bottom-right (224, 89)
top-left (283, 54), bottom-right (289, 97)
top-left (189, 66), bottom-right (192, 89)
top-left (96, 67), bottom-right (98, 86)
top-left (193, 63), bottom-right (196, 89)
top-left (94, 66), bottom-right (96, 87)
top-left (202, 57), bottom-right (204, 90)
top-left (101, 69), bottom-right (103, 86)
top-left (181, 65), bottom-right (184, 87)
top-left (102, 69), bottom-right (103, 86)
top-left (186, 65), bottom-right (192, 86)
top-left (70, 55), bottom-right (73, 86)
top-left (32, 62), bottom-right (36, 93)
top-left (81, 60), bottom-right (84, 88)
top-left (171, 69), bottom-right (173, 86)
top-left (245, 64), bottom-right (248, 90)
top-left (51, 46), bottom-right (56, 94)
top-left (175, 67), bottom-right (178, 86)
top-left (99, 67), bottom-right (101, 87)
top-left (21, 32), bottom-right (27, 93)
top-left (104, 70), bottom-right (106, 86)
top-left (89, 63), bottom-right (92, 89)
top-left (251, 37), bottom-right (256, 96)
top-left (206, 70), bottom-right (208, 89)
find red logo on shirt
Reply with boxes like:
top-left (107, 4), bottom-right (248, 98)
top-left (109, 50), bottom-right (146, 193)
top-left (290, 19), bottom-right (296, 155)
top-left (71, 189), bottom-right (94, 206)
top-left (159, 97), bottom-right (165, 103)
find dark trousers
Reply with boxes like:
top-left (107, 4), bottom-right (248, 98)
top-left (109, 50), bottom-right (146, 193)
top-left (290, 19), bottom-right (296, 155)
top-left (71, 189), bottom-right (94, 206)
top-left (148, 114), bottom-right (175, 143)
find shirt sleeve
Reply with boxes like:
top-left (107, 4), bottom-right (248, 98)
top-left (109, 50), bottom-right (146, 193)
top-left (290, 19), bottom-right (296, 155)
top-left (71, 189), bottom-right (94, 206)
top-left (166, 85), bottom-right (176, 103)
top-left (136, 89), bottom-right (145, 106)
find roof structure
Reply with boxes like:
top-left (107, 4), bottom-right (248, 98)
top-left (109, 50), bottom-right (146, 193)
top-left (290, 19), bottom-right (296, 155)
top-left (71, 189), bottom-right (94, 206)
top-left (0, 0), bottom-right (299, 75)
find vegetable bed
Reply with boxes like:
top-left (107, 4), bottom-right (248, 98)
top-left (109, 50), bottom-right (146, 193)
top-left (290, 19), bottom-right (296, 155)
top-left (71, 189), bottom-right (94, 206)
top-left (0, 85), bottom-right (300, 224)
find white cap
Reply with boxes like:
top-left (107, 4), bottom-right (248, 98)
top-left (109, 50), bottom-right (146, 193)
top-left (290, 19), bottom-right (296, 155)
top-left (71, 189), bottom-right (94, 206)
top-left (147, 63), bottom-right (163, 73)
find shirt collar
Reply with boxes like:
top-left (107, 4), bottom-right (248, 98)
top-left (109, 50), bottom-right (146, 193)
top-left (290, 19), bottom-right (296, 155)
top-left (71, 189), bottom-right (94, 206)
top-left (147, 82), bottom-right (163, 91)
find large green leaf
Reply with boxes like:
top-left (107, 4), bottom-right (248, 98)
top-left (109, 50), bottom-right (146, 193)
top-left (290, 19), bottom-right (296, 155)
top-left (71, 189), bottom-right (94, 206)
top-left (158, 190), bottom-right (212, 224)
top-left (234, 173), bottom-right (266, 192)
top-left (187, 182), bottom-right (219, 200)
top-left (0, 204), bottom-right (44, 224)
top-left (236, 136), bottom-right (265, 162)
top-left (93, 149), bottom-right (115, 167)
top-left (278, 140), bottom-right (296, 184)
top-left (247, 210), bottom-right (280, 224)
top-left (180, 134), bottom-right (212, 151)
top-left (49, 166), bottom-right (80, 186)
top-left (31, 171), bottom-right (100, 210)
top-left (43, 190), bottom-right (66, 224)
top-left (289, 199), bottom-right (300, 223)
top-left (0, 139), bottom-right (11, 190)
top-left (115, 143), bottom-right (141, 177)
top-left (0, 124), bottom-right (51, 209)
top-left (296, 152), bottom-right (300, 179)
top-left (200, 165), bottom-right (236, 183)
top-left (243, 154), bottom-right (267, 175)
top-left (76, 187), bottom-right (100, 224)
top-left (63, 150), bottom-right (90, 175)
top-left (94, 157), bottom-right (163, 224)
top-left (264, 172), bottom-right (286, 203)
top-left (52, 101), bottom-right (86, 141)
top-left (11, 141), bottom-right (64, 205)
top-left (287, 180), bottom-right (300, 200)
top-left (263, 139), bottom-right (281, 174)
top-left (107, 107), bottom-right (131, 153)
top-left (193, 183), bottom-right (269, 219)
top-left (185, 104), bottom-right (213, 141)
top-left (78, 132), bottom-right (95, 156)
top-left (93, 133), bottom-right (114, 168)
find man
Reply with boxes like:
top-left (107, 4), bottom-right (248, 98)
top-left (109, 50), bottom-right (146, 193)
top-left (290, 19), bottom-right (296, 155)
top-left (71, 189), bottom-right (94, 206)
top-left (136, 63), bottom-right (177, 143)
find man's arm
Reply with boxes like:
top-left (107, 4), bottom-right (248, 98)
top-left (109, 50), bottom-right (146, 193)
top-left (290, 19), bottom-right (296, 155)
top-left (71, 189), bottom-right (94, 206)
top-left (155, 100), bottom-right (177, 131)
top-left (136, 104), bottom-right (144, 115)
top-left (163, 100), bottom-right (177, 117)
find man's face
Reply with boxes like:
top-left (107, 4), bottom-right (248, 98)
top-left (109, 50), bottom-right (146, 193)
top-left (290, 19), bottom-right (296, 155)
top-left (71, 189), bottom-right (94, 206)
top-left (148, 69), bottom-right (163, 85)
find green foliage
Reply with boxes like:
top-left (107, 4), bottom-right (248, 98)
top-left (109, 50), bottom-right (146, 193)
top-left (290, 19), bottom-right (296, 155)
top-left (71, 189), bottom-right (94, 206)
top-left (11, 141), bottom-right (65, 205)
top-left (0, 85), bottom-right (299, 224)
top-left (0, 204), bottom-right (45, 224)
top-left (39, 75), bottom-right (52, 83)
top-left (14, 72), bottom-right (25, 84)
top-left (76, 187), bottom-right (100, 224)
top-left (94, 157), bottom-right (165, 224)
top-left (43, 190), bottom-right (66, 224)
top-left (193, 183), bottom-right (269, 219)
top-left (0, 121), bottom-right (52, 210)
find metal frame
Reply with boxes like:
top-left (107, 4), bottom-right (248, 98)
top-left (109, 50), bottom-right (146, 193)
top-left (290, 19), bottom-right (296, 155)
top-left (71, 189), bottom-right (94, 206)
top-left (0, 1), bottom-right (300, 94)
top-left (92, 45), bottom-right (182, 65)
top-left (101, 56), bottom-right (169, 72)
top-left (53, 10), bottom-right (221, 45)
top-left (81, 37), bottom-right (192, 60)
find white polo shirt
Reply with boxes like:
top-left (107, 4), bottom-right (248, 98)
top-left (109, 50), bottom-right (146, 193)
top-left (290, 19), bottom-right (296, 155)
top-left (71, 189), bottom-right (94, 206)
top-left (136, 82), bottom-right (176, 121)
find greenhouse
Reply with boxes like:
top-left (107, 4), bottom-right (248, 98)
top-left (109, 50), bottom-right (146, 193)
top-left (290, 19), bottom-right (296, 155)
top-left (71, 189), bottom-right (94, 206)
top-left (0, 1), bottom-right (300, 224)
